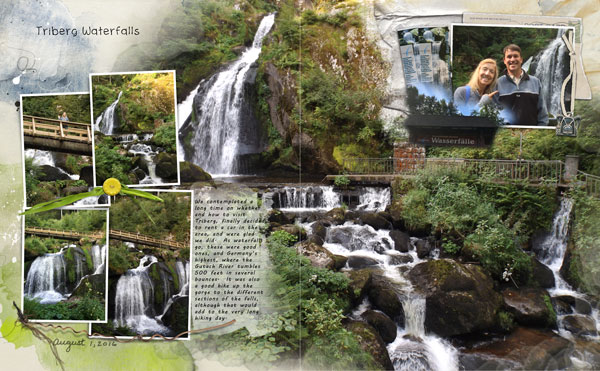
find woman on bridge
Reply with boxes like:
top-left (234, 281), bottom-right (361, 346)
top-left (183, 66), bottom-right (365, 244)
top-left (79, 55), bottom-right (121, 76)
top-left (453, 58), bottom-right (499, 115)
top-left (59, 111), bottom-right (69, 121)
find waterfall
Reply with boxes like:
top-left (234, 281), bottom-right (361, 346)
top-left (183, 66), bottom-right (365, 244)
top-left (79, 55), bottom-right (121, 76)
top-left (177, 83), bottom-right (201, 162)
top-left (175, 260), bottom-right (190, 295)
top-left (187, 14), bottom-right (275, 175)
top-left (91, 244), bottom-right (106, 275)
top-left (357, 187), bottom-right (391, 212)
top-left (275, 186), bottom-right (341, 210)
top-left (530, 29), bottom-right (569, 116)
top-left (24, 248), bottom-right (68, 304)
top-left (128, 143), bottom-right (163, 184)
top-left (25, 149), bottom-right (54, 167)
top-left (95, 91), bottom-right (123, 135)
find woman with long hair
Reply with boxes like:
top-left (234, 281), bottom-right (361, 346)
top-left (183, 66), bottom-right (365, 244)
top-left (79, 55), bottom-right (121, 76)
top-left (453, 58), bottom-right (499, 114)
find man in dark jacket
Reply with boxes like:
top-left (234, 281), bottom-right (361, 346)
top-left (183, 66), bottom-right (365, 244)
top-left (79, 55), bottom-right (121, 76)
top-left (496, 44), bottom-right (549, 126)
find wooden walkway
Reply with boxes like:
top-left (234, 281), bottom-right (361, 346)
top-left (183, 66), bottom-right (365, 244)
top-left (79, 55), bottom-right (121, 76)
top-left (22, 115), bottom-right (93, 155)
top-left (25, 227), bottom-right (188, 250)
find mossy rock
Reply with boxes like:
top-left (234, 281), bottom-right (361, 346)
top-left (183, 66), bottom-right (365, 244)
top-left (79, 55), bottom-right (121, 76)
top-left (179, 161), bottom-right (212, 183)
top-left (344, 320), bottom-right (394, 370)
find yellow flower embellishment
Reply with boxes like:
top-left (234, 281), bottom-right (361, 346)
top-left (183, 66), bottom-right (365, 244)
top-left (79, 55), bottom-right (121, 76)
top-left (103, 178), bottom-right (122, 196)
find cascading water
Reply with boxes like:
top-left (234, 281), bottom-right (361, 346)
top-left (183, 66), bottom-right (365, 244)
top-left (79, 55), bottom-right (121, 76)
top-left (530, 29), bottom-right (569, 116)
top-left (24, 248), bottom-right (68, 304)
top-left (175, 260), bottom-right (190, 295)
top-left (187, 14), bottom-right (275, 175)
top-left (536, 198), bottom-right (600, 343)
top-left (267, 186), bottom-right (391, 211)
top-left (95, 91), bottom-right (123, 135)
top-left (128, 143), bottom-right (163, 184)
top-left (177, 83), bottom-right (201, 162)
top-left (24, 149), bottom-right (79, 180)
top-left (91, 244), bottom-right (106, 275)
top-left (307, 219), bottom-right (459, 371)
top-left (114, 255), bottom-right (170, 334)
top-left (357, 187), bottom-right (391, 212)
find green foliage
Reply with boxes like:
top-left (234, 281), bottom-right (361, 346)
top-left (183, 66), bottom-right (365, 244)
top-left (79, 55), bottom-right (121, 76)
top-left (94, 136), bottom-right (133, 184)
top-left (24, 296), bottom-right (104, 321)
top-left (22, 94), bottom-right (91, 123)
top-left (24, 237), bottom-right (48, 256)
top-left (269, 230), bottom-right (298, 247)
top-left (400, 188), bottom-right (431, 232)
top-left (442, 238), bottom-right (461, 255)
top-left (334, 175), bottom-right (350, 187)
top-left (153, 123), bottom-right (177, 153)
top-left (497, 311), bottom-right (515, 332)
top-left (544, 294), bottom-right (557, 326)
top-left (25, 209), bottom-right (107, 233)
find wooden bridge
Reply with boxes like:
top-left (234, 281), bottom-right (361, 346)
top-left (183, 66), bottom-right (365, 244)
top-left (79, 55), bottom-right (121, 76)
top-left (22, 115), bottom-right (93, 156)
top-left (25, 227), bottom-right (188, 250)
top-left (328, 157), bottom-right (600, 197)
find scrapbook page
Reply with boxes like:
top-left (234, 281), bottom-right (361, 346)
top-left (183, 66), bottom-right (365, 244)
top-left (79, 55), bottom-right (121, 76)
top-left (1, 0), bottom-right (600, 370)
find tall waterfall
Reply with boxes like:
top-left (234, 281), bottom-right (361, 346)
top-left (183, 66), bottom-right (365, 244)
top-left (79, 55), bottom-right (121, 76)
top-left (91, 244), bottom-right (107, 275)
top-left (530, 29), bottom-right (569, 116)
top-left (24, 248), bottom-right (68, 304)
top-left (95, 91), bottom-right (123, 135)
top-left (186, 14), bottom-right (275, 175)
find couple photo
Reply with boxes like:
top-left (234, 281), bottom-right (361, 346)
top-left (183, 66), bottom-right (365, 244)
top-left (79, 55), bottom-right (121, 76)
top-left (452, 25), bottom-right (573, 127)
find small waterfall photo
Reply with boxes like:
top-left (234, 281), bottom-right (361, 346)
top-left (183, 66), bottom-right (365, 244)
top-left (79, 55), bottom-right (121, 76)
top-left (22, 208), bottom-right (108, 322)
top-left (21, 93), bottom-right (105, 208)
top-left (90, 190), bottom-right (192, 338)
top-left (451, 24), bottom-right (573, 127)
top-left (90, 71), bottom-right (180, 186)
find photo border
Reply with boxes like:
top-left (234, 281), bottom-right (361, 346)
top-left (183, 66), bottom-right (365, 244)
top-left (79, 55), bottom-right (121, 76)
top-left (88, 188), bottom-right (193, 341)
top-left (89, 70), bottom-right (181, 188)
top-left (450, 23), bottom-right (576, 130)
top-left (21, 206), bottom-right (110, 324)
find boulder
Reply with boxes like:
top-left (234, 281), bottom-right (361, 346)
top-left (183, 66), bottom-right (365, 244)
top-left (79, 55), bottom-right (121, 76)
top-left (344, 269), bottom-right (373, 304)
top-left (295, 241), bottom-right (337, 270)
top-left (415, 238), bottom-right (433, 259)
top-left (562, 315), bottom-right (598, 337)
top-left (310, 221), bottom-right (329, 241)
top-left (179, 161), bottom-right (212, 183)
top-left (274, 224), bottom-right (307, 242)
top-left (306, 234), bottom-right (324, 246)
top-left (70, 273), bottom-right (106, 298)
top-left (38, 165), bottom-right (71, 181)
top-left (407, 259), bottom-right (502, 337)
top-left (79, 166), bottom-right (94, 186)
top-left (554, 295), bottom-right (592, 315)
top-left (387, 254), bottom-right (413, 265)
top-left (155, 152), bottom-right (177, 180)
top-left (359, 212), bottom-right (392, 230)
top-left (344, 321), bottom-right (394, 370)
top-left (63, 185), bottom-right (89, 196)
top-left (531, 257), bottom-right (555, 288)
top-left (389, 230), bottom-right (410, 253)
top-left (361, 310), bottom-right (397, 343)
top-left (367, 274), bottom-right (405, 325)
top-left (502, 288), bottom-right (555, 327)
top-left (267, 209), bottom-right (291, 227)
top-left (161, 296), bottom-right (189, 335)
top-left (385, 201), bottom-right (406, 230)
top-left (347, 255), bottom-right (380, 269)
top-left (462, 327), bottom-right (573, 370)
top-left (324, 207), bottom-right (346, 225)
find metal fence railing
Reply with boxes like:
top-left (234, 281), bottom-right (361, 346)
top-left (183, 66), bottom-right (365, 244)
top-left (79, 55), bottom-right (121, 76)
top-left (576, 171), bottom-right (600, 197)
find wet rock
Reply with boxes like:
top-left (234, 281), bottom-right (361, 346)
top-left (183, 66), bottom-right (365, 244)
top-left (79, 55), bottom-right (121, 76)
top-left (367, 275), bottom-right (405, 325)
top-left (552, 296), bottom-right (573, 315)
top-left (155, 152), bottom-right (177, 180)
top-left (38, 165), bottom-right (71, 181)
top-left (389, 230), bottom-right (410, 252)
top-left (70, 274), bottom-right (106, 298)
top-left (344, 320), bottom-right (394, 370)
top-left (502, 288), bottom-right (555, 327)
top-left (388, 340), bottom-right (431, 370)
top-left (347, 255), bottom-right (380, 269)
top-left (161, 296), bottom-right (189, 335)
top-left (554, 295), bottom-right (592, 315)
top-left (306, 234), bottom-right (324, 246)
top-left (359, 212), bottom-right (392, 230)
top-left (133, 156), bottom-right (149, 174)
top-left (324, 207), bottom-right (346, 225)
top-left (415, 238), bottom-right (433, 259)
top-left (459, 353), bottom-right (524, 370)
top-left (295, 241), bottom-right (336, 270)
top-left (344, 269), bottom-right (373, 304)
top-left (407, 259), bottom-right (502, 337)
top-left (563, 315), bottom-right (598, 337)
top-left (462, 327), bottom-right (573, 370)
top-left (311, 220), bottom-right (328, 241)
top-left (80, 166), bottom-right (94, 186)
top-left (63, 185), bottom-right (89, 196)
top-left (387, 254), bottom-right (413, 265)
top-left (267, 209), bottom-right (291, 227)
top-left (179, 161), bottom-right (212, 182)
top-left (531, 257), bottom-right (555, 288)
top-left (361, 310), bottom-right (397, 343)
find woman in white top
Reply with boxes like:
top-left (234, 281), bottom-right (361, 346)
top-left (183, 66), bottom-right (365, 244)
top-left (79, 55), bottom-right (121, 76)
top-left (453, 58), bottom-right (499, 114)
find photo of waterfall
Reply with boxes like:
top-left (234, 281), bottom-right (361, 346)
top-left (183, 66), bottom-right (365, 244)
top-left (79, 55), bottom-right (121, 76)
top-left (90, 71), bottom-right (180, 186)
top-left (90, 190), bottom-right (192, 338)
top-left (21, 93), bottom-right (104, 208)
top-left (452, 24), bottom-right (573, 126)
top-left (22, 209), bottom-right (108, 321)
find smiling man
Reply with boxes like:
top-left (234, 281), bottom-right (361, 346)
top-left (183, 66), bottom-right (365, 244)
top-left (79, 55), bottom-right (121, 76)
top-left (497, 44), bottom-right (549, 126)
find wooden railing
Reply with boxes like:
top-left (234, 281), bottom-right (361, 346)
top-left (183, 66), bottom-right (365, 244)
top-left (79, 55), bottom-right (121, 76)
top-left (109, 229), bottom-right (188, 250)
top-left (576, 171), bottom-right (600, 197)
top-left (22, 115), bottom-right (92, 143)
top-left (24, 227), bottom-right (188, 249)
top-left (25, 226), bottom-right (104, 240)
top-left (342, 157), bottom-right (564, 184)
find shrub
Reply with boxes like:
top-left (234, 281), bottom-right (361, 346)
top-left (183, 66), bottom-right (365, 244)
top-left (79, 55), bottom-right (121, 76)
top-left (334, 175), bottom-right (350, 187)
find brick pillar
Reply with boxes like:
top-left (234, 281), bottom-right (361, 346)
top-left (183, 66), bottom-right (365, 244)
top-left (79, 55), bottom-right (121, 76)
top-left (394, 142), bottom-right (425, 173)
